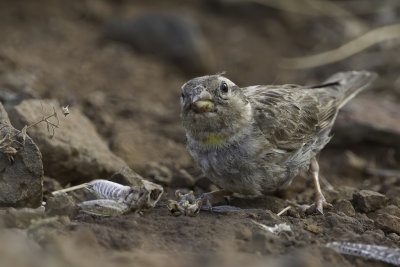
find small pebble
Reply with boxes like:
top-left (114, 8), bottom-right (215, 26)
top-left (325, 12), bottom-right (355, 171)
top-left (333, 199), bottom-right (356, 217)
top-left (352, 190), bottom-right (387, 213)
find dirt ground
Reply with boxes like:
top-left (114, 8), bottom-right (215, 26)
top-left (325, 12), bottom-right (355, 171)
top-left (0, 1), bottom-right (400, 266)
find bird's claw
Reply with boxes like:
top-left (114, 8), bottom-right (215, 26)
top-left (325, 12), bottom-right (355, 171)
top-left (299, 193), bottom-right (333, 215)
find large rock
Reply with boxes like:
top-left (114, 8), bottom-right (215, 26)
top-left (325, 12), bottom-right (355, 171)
top-left (0, 104), bottom-right (43, 207)
top-left (111, 121), bottom-right (192, 172)
top-left (0, 103), bottom-right (10, 124)
top-left (104, 12), bottom-right (214, 75)
top-left (9, 99), bottom-right (127, 185)
top-left (333, 96), bottom-right (400, 148)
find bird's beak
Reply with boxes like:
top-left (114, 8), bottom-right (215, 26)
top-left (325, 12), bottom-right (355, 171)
top-left (191, 87), bottom-right (215, 113)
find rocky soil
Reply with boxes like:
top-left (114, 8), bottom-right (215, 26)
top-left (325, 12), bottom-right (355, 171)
top-left (0, 1), bottom-right (399, 266)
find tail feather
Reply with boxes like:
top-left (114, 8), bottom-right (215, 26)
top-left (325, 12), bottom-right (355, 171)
top-left (323, 71), bottom-right (377, 109)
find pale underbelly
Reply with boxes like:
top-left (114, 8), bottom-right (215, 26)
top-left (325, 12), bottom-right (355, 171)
top-left (194, 150), bottom-right (300, 195)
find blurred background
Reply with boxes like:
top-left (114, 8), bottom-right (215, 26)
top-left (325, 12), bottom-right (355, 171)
top-left (0, 0), bottom-right (400, 266)
top-left (1, 0), bottom-right (399, 173)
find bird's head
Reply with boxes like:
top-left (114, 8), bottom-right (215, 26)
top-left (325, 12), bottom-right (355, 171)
top-left (180, 75), bottom-right (251, 145)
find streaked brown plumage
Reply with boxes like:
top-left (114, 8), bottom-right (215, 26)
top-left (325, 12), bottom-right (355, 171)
top-left (180, 71), bottom-right (377, 214)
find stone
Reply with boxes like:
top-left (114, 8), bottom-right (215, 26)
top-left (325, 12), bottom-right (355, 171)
top-left (337, 186), bottom-right (358, 200)
top-left (387, 233), bottom-right (400, 242)
top-left (333, 96), bottom-right (400, 149)
top-left (324, 212), bottom-right (366, 234)
top-left (0, 102), bottom-right (10, 124)
top-left (236, 227), bottom-right (252, 241)
top-left (333, 199), bottom-right (355, 217)
top-left (104, 12), bottom-right (214, 75)
top-left (4, 206), bottom-right (45, 228)
top-left (386, 187), bottom-right (400, 203)
top-left (109, 166), bottom-right (146, 186)
top-left (144, 162), bottom-right (173, 186)
top-left (377, 205), bottom-right (400, 217)
top-left (370, 213), bottom-right (400, 234)
top-left (324, 186), bottom-right (358, 203)
top-left (0, 122), bottom-right (43, 208)
top-left (171, 169), bottom-right (197, 188)
top-left (111, 121), bottom-right (192, 172)
top-left (305, 224), bottom-right (323, 235)
top-left (8, 99), bottom-right (127, 185)
top-left (43, 176), bottom-right (62, 197)
top-left (249, 231), bottom-right (279, 254)
top-left (45, 191), bottom-right (77, 217)
top-left (81, 91), bottom-right (114, 137)
top-left (352, 190), bottom-right (387, 213)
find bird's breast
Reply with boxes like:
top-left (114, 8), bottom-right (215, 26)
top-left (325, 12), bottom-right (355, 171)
top-left (187, 133), bottom-right (268, 194)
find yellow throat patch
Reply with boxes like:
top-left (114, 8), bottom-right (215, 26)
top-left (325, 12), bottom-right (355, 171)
top-left (202, 134), bottom-right (229, 145)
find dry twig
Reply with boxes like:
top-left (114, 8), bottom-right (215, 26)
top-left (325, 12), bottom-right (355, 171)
top-left (277, 206), bottom-right (291, 216)
top-left (281, 24), bottom-right (400, 69)
top-left (250, 0), bottom-right (367, 35)
top-left (0, 105), bottom-right (62, 161)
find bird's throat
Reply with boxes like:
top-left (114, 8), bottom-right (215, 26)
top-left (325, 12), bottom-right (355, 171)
top-left (201, 133), bottom-right (229, 145)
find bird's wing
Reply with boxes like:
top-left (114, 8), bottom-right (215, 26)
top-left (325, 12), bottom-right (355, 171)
top-left (244, 85), bottom-right (338, 151)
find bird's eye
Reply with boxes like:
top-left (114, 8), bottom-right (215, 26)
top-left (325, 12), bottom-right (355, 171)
top-left (220, 82), bottom-right (229, 93)
top-left (181, 93), bottom-right (185, 98)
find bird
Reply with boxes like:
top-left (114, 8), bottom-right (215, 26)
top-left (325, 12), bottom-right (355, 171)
top-left (179, 71), bottom-right (377, 214)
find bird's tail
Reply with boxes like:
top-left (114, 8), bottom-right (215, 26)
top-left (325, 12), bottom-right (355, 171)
top-left (322, 71), bottom-right (377, 109)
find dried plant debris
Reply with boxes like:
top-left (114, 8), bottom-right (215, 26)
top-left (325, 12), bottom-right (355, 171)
top-left (276, 206), bottom-right (291, 216)
top-left (251, 220), bottom-right (292, 235)
top-left (140, 179), bottom-right (164, 209)
top-left (33, 104), bottom-right (60, 138)
top-left (168, 191), bottom-right (202, 217)
top-left (0, 125), bottom-right (25, 162)
top-left (61, 105), bottom-right (70, 117)
top-left (327, 242), bottom-right (400, 266)
top-left (53, 179), bottom-right (163, 216)
top-left (0, 105), bottom-right (62, 162)
top-left (281, 24), bottom-right (400, 68)
top-left (168, 190), bottom-right (264, 216)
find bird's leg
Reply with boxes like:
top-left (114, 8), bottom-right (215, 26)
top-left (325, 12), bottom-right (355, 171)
top-left (320, 175), bottom-right (334, 190)
top-left (306, 157), bottom-right (333, 214)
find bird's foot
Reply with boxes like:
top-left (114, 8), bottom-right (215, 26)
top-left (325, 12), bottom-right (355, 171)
top-left (299, 192), bottom-right (333, 215)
